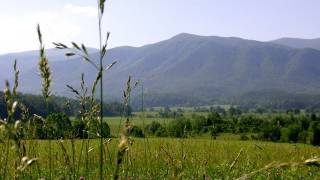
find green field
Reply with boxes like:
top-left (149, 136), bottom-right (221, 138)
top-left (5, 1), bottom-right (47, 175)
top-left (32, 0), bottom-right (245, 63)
top-left (106, 115), bottom-right (173, 136)
top-left (105, 114), bottom-right (211, 136)
top-left (1, 137), bottom-right (319, 179)
top-left (2, 111), bottom-right (320, 179)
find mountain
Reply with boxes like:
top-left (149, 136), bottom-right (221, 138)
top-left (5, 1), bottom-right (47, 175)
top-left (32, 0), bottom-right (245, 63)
top-left (2, 33), bottom-right (320, 107)
top-left (271, 37), bottom-right (320, 50)
top-left (0, 48), bottom-right (98, 84)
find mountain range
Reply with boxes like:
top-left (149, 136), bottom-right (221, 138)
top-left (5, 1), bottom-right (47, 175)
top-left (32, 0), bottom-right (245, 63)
top-left (1, 33), bottom-right (320, 107)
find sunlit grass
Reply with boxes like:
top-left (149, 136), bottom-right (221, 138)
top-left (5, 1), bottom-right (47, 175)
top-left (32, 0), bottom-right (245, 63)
top-left (1, 137), bottom-right (319, 179)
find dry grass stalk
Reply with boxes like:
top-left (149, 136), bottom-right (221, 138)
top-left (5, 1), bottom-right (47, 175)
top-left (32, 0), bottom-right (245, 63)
top-left (236, 157), bottom-right (320, 180)
top-left (114, 76), bottom-right (139, 180)
top-left (16, 156), bottom-right (38, 172)
top-left (229, 148), bottom-right (244, 170)
top-left (160, 146), bottom-right (184, 179)
top-left (57, 139), bottom-right (72, 174)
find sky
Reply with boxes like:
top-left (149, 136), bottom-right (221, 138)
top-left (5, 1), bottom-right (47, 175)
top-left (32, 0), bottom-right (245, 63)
top-left (1, 0), bottom-right (320, 54)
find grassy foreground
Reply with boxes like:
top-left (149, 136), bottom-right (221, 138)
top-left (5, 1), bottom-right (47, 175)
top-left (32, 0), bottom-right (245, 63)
top-left (1, 137), bottom-right (319, 179)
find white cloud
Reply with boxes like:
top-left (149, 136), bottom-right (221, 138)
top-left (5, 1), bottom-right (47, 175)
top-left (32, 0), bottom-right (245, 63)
top-left (31, 11), bottom-right (81, 42)
top-left (0, 10), bottom-right (83, 54)
top-left (0, 3), bottom-right (100, 54)
top-left (64, 3), bottom-right (97, 17)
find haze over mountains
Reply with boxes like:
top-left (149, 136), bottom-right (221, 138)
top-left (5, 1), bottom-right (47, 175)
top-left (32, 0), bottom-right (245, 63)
top-left (1, 33), bottom-right (320, 107)
top-left (271, 37), bottom-right (320, 50)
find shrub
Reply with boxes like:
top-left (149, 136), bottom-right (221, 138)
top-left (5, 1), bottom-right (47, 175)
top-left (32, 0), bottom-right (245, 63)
top-left (287, 124), bottom-right (302, 143)
top-left (145, 121), bottom-right (167, 137)
top-left (280, 128), bottom-right (290, 142)
top-left (209, 126), bottom-right (220, 138)
top-left (154, 126), bottom-right (168, 137)
top-left (260, 125), bottom-right (281, 141)
top-left (81, 120), bottom-right (111, 138)
top-left (167, 117), bottom-right (191, 137)
top-left (32, 115), bottom-right (46, 139)
top-left (46, 113), bottom-right (72, 139)
top-left (191, 116), bottom-right (207, 134)
top-left (251, 134), bottom-right (258, 140)
top-left (240, 134), bottom-right (249, 141)
top-left (130, 126), bottom-right (144, 137)
top-left (146, 121), bottom-right (162, 134)
top-left (310, 122), bottom-right (320, 145)
top-left (72, 119), bottom-right (87, 138)
top-left (207, 112), bottom-right (222, 126)
top-left (297, 131), bottom-right (309, 143)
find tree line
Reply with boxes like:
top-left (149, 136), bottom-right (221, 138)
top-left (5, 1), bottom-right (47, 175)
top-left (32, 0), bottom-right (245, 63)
top-left (145, 111), bottom-right (320, 146)
top-left (0, 92), bottom-right (131, 119)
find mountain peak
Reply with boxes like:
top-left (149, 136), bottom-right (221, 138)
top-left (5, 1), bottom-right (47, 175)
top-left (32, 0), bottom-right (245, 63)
top-left (170, 33), bottom-right (200, 39)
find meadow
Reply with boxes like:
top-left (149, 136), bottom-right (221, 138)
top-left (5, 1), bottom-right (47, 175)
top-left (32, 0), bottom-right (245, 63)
top-left (1, 135), bottom-right (320, 179)
top-left (107, 111), bottom-right (194, 135)
top-left (1, 1), bottom-right (320, 179)
top-left (2, 111), bottom-right (320, 179)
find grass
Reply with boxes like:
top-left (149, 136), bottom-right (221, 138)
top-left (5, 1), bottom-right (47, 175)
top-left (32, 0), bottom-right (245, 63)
top-left (106, 116), bottom-right (173, 135)
top-left (1, 0), bottom-right (319, 178)
top-left (0, 136), bottom-right (319, 179)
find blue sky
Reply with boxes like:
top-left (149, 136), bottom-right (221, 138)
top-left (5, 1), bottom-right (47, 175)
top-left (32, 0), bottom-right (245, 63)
top-left (1, 0), bottom-right (320, 54)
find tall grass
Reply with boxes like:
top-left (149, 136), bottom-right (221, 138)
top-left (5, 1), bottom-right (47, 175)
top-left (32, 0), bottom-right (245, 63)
top-left (37, 24), bottom-right (53, 180)
top-left (53, 0), bottom-right (115, 179)
top-left (1, 0), bottom-right (320, 179)
top-left (114, 76), bottom-right (140, 179)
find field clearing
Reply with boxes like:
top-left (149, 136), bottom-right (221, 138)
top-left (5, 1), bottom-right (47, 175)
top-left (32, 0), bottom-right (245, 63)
top-left (105, 116), bottom-right (173, 135)
top-left (133, 111), bottom-right (211, 118)
top-left (1, 137), bottom-right (319, 179)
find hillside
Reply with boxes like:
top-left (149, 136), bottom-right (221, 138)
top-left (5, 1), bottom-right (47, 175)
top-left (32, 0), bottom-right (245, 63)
top-left (271, 37), bottom-right (320, 50)
top-left (2, 33), bottom-right (320, 107)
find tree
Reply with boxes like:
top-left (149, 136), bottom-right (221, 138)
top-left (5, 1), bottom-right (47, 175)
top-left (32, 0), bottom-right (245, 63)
top-left (129, 126), bottom-right (144, 137)
top-left (167, 117), bottom-right (191, 137)
top-left (46, 113), bottom-right (72, 139)
top-left (260, 124), bottom-right (281, 141)
top-left (72, 119), bottom-right (87, 138)
top-left (146, 121), bottom-right (162, 134)
top-left (289, 124), bottom-right (302, 142)
top-left (228, 106), bottom-right (242, 116)
top-left (191, 115), bottom-right (207, 134)
top-left (88, 120), bottom-right (110, 138)
top-left (310, 122), bottom-right (320, 145)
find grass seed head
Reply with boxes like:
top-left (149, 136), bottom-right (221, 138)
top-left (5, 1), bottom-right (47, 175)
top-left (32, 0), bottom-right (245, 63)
top-left (37, 24), bottom-right (52, 102)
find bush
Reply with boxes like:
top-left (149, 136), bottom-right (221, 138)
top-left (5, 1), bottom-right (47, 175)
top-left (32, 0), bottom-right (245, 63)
top-left (130, 126), bottom-right (144, 137)
top-left (155, 126), bottom-right (168, 137)
top-left (46, 113), bottom-right (72, 139)
top-left (145, 121), bottom-right (168, 137)
top-left (32, 115), bottom-right (46, 139)
top-left (167, 118), bottom-right (191, 137)
top-left (310, 122), bottom-right (320, 145)
top-left (240, 134), bottom-right (249, 141)
top-left (72, 119), bottom-right (87, 138)
top-left (260, 125), bottom-right (280, 141)
top-left (251, 134), bottom-right (258, 140)
top-left (287, 124), bottom-right (302, 143)
top-left (146, 121), bottom-right (162, 134)
top-left (209, 126), bottom-right (220, 138)
top-left (207, 112), bottom-right (222, 126)
top-left (191, 116), bottom-right (207, 134)
top-left (280, 128), bottom-right (289, 142)
top-left (90, 121), bottom-right (110, 138)
top-left (298, 131), bottom-right (309, 143)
